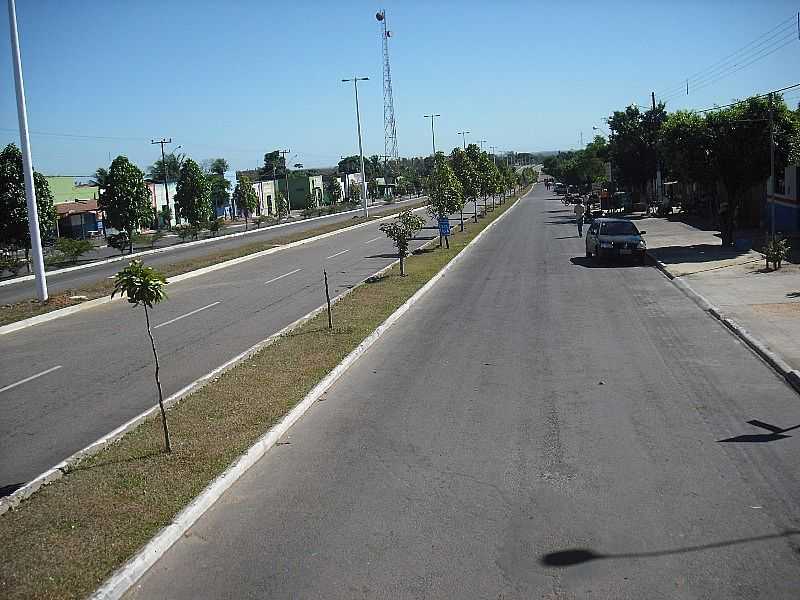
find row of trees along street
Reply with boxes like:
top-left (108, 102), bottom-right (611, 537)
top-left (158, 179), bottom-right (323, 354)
top-left (543, 93), bottom-right (800, 246)
top-left (380, 145), bottom-right (538, 275)
top-left (1, 139), bottom-right (537, 272)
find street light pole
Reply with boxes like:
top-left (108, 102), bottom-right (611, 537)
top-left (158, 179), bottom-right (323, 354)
top-left (8, 0), bottom-right (47, 301)
top-left (342, 76), bottom-right (369, 218)
top-left (769, 93), bottom-right (776, 239)
top-left (151, 138), bottom-right (173, 225)
top-left (458, 130), bottom-right (470, 150)
top-left (424, 113), bottom-right (440, 155)
top-left (477, 139), bottom-right (487, 151)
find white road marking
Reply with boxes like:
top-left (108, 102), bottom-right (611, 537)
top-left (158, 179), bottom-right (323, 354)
top-left (325, 249), bottom-right (350, 259)
top-left (264, 268), bottom-right (302, 285)
top-left (153, 301), bottom-right (221, 329)
top-left (364, 237), bottom-right (382, 244)
top-left (0, 365), bottom-right (63, 394)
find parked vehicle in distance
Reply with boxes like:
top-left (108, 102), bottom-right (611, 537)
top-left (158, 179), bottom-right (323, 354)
top-left (585, 218), bottom-right (647, 264)
top-left (554, 182), bottom-right (566, 195)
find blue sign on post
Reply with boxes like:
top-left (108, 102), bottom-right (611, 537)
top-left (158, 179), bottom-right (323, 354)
top-left (438, 216), bottom-right (451, 237)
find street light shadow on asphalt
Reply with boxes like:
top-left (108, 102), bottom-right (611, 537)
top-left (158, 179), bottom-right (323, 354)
top-left (717, 419), bottom-right (800, 443)
top-left (0, 482), bottom-right (25, 498)
top-left (365, 253), bottom-right (401, 260)
top-left (569, 257), bottom-right (642, 269)
top-left (554, 236), bottom-right (580, 240)
top-left (539, 530), bottom-right (800, 568)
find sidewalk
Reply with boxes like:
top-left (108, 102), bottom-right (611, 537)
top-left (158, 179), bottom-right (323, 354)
top-left (641, 215), bottom-right (800, 375)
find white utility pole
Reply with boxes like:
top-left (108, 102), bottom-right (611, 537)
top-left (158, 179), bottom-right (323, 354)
top-left (8, 0), bottom-right (47, 301)
top-left (342, 76), bottom-right (369, 217)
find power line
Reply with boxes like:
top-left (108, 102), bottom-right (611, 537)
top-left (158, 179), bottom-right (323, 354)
top-left (661, 31), bottom-right (798, 104)
top-left (0, 127), bottom-right (149, 141)
top-left (690, 81), bottom-right (800, 113)
top-left (656, 14), bottom-right (798, 99)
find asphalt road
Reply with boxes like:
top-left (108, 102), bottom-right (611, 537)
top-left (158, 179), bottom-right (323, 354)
top-left (128, 184), bottom-right (800, 599)
top-left (0, 197), bottom-right (425, 306)
top-left (0, 199), bottom-right (476, 492)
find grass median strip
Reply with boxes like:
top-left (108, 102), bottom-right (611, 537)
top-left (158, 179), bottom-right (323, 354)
top-left (0, 200), bottom-right (427, 328)
top-left (0, 192), bottom-right (524, 600)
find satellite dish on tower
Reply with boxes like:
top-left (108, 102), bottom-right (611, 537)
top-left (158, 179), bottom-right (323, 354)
top-left (376, 10), bottom-right (384, 21)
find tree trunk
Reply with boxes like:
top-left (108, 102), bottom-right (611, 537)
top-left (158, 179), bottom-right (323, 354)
top-left (399, 252), bottom-right (405, 276)
top-left (144, 305), bottom-right (171, 453)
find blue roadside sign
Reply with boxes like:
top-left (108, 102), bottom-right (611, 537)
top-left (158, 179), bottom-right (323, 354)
top-left (438, 216), bottom-right (451, 236)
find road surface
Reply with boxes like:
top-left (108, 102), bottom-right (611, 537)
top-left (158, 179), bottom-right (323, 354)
top-left (127, 184), bottom-right (800, 599)
top-left (0, 196), bottom-right (424, 306)
top-left (0, 200), bottom-right (472, 493)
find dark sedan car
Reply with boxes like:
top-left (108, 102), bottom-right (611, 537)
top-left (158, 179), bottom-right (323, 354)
top-left (585, 218), bottom-right (647, 263)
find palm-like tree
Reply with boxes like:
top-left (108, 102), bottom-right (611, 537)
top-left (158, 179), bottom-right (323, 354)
top-left (112, 260), bottom-right (172, 452)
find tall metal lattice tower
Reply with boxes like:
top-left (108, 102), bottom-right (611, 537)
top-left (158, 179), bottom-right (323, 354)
top-left (376, 10), bottom-right (398, 166)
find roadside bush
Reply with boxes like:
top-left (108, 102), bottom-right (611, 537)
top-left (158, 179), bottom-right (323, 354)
top-left (764, 237), bottom-right (791, 270)
top-left (0, 248), bottom-right (26, 275)
top-left (55, 237), bottom-right (93, 264)
top-left (207, 217), bottom-right (226, 237)
top-left (134, 230), bottom-right (165, 249)
top-left (174, 224), bottom-right (197, 242)
top-left (107, 232), bottom-right (130, 254)
top-left (252, 215), bottom-right (275, 228)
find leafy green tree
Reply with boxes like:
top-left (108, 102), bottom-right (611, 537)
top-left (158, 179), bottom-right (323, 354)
top-left (379, 210), bottom-right (425, 276)
top-left (90, 167), bottom-right (109, 191)
top-left (325, 177), bottom-right (343, 207)
top-left (174, 158), bottom-right (212, 229)
top-left (451, 147), bottom-right (480, 220)
top-left (705, 96), bottom-right (794, 245)
top-left (349, 183), bottom-right (362, 205)
top-left (607, 103), bottom-right (666, 201)
top-left (112, 260), bottom-right (171, 453)
top-left (261, 150), bottom-right (287, 179)
top-left (148, 152), bottom-right (184, 182)
top-left (233, 176), bottom-right (259, 229)
top-left (158, 205), bottom-right (172, 229)
top-left (428, 152), bottom-right (464, 219)
top-left (368, 179), bottom-right (378, 200)
top-left (100, 155), bottom-right (152, 253)
top-left (275, 191), bottom-right (288, 220)
top-left (0, 144), bottom-right (57, 254)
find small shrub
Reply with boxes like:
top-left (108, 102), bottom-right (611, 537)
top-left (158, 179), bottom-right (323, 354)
top-left (764, 237), bottom-right (791, 270)
top-left (107, 232), bottom-right (130, 254)
top-left (207, 218), bottom-right (226, 237)
top-left (174, 224), bottom-right (197, 242)
top-left (55, 237), bottom-right (93, 264)
top-left (0, 250), bottom-right (26, 275)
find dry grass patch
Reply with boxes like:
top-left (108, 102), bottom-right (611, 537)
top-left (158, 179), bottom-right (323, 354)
top-left (0, 192), bottom-right (525, 600)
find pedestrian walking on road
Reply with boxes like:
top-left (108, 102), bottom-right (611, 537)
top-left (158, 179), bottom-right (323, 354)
top-left (574, 199), bottom-right (586, 237)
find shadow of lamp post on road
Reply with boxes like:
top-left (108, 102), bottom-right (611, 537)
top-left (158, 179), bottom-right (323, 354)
top-left (540, 531), bottom-right (800, 568)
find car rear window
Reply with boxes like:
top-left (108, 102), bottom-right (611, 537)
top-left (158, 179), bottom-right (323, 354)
top-left (600, 221), bottom-right (638, 235)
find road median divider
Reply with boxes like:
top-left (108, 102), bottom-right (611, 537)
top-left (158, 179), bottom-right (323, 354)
top-left (0, 201), bottom-right (428, 334)
top-left (0, 188), bottom-right (530, 600)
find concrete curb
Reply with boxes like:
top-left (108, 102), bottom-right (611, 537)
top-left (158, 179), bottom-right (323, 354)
top-left (87, 189), bottom-right (527, 600)
top-left (647, 252), bottom-right (800, 395)
top-left (0, 206), bottom-right (427, 337)
top-left (0, 198), bottom-right (425, 289)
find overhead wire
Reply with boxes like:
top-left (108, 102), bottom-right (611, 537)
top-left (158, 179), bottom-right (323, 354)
top-left (660, 30), bottom-right (798, 105)
top-left (655, 14), bottom-right (798, 100)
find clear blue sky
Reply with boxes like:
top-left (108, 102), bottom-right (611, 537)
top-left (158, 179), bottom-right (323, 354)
top-left (1, 0), bottom-right (798, 176)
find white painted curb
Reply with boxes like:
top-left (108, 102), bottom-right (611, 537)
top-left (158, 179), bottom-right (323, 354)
top-left (0, 197), bottom-right (425, 289)
top-left (0, 206), bottom-right (428, 337)
top-left (88, 189), bottom-right (528, 600)
top-left (648, 252), bottom-right (800, 395)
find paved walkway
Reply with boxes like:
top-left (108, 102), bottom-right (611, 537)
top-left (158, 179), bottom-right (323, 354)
top-left (642, 215), bottom-right (800, 371)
